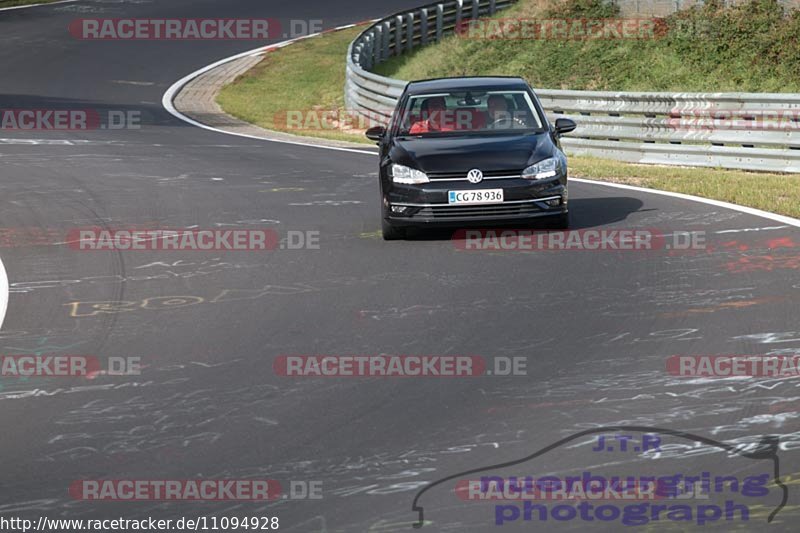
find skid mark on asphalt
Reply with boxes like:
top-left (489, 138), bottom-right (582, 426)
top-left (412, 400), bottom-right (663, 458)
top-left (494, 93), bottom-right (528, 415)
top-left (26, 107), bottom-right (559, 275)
top-left (483, 370), bottom-right (800, 446)
top-left (633, 210), bottom-right (743, 226)
top-left (734, 332), bottom-right (800, 344)
top-left (357, 286), bottom-right (783, 322)
top-left (289, 200), bottom-right (361, 206)
top-left (658, 297), bottom-right (786, 318)
top-left (9, 257), bottom-right (260, 293)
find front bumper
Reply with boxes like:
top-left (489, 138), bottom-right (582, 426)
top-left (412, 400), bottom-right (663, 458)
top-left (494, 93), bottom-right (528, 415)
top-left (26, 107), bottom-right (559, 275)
top-left (383, 177), bottom-right (567, 227)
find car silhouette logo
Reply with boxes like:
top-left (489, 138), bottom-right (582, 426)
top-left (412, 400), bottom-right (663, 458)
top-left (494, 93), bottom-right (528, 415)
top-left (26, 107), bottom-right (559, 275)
top-left (466, 169), bottom-right (483, 183)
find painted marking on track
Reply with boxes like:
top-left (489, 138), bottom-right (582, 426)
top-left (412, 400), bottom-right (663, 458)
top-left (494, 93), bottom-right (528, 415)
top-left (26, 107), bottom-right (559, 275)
top-left (0, 139), bottom-right (121, 145)
top-left (110, 80), bottom-right (155, 86)
top-left (0, 254), bottom-right (7, 330)
top-left (716, 225), bottom-right (789, 234)
top-left (0, 0), bottom-right (76, 12)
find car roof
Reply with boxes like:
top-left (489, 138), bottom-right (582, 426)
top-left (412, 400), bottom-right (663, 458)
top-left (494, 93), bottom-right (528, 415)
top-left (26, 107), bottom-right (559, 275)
top-left (404, 76), bottom-right (530, 95)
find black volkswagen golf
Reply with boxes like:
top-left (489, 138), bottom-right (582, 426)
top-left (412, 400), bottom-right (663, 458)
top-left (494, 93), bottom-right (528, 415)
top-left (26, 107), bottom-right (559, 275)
top-left (365, 77), bottom-right (576, 240)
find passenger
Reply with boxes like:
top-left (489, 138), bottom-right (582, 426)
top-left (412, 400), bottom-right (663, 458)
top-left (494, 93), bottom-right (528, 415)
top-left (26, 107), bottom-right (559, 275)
top-left (409, 97), bottom-right (453, 134)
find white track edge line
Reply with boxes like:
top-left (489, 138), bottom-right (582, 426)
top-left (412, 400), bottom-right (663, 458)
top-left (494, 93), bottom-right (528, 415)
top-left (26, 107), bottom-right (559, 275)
top-left (161, 23), bottom-right (377, 156)
top-left (0, 0), bottom-right (76, 12)
top-left (0, 255), bottom-right (8, 330)
top-left (571, 177), bottom-right (800, 228)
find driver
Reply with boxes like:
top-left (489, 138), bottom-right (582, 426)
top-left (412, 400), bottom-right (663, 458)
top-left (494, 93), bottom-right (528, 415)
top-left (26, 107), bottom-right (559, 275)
top-left (486, 95), bottom-right (529, 129)
top-left (487, 95), bottom-right (512, 127)
top-left (409, 97), bottom-right (453, 134)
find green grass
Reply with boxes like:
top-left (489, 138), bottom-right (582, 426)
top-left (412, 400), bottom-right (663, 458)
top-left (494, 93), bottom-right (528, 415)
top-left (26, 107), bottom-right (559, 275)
top-left (217, 26), bottom-right (368, 144)
top-left (571, 156), bottom-right (800, 218)
top-left (0, 0), bottom-right (62, 7)
top-left (376, 0), bottom-right (800, 92)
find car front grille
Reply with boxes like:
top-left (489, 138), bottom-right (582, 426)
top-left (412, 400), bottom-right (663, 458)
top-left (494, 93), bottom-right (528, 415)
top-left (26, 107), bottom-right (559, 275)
top-left (427, 169), bottom-right (523, 181)
top-left (413, 201), bottom-right (547, 219)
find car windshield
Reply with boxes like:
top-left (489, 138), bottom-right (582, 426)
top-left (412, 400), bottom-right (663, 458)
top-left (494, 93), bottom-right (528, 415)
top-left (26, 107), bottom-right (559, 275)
top-left (396, 90), bottom-right (543, 136)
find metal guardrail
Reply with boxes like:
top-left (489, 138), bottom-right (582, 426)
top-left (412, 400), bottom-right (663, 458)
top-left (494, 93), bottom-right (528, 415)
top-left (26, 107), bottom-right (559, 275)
top-left (345, 1), bottom-right (800, 172)
top-left (345, 0), bottom-right (517, 124)
top-left (542, 90), bottom-right (800, 172)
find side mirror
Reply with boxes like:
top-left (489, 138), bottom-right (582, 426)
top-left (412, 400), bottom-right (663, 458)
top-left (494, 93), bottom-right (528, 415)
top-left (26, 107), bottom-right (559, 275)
top-left (554, 118), bottom-right (576, 135)
top-left (365, 126), bottom-right (387, 142)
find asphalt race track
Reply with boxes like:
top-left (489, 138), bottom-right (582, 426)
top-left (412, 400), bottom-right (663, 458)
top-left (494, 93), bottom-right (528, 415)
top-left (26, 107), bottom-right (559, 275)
top-left (1, 1), bottom-right (799, 531)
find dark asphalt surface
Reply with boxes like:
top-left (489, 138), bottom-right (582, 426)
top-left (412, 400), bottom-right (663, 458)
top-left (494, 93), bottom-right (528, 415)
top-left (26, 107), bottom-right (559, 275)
top-left (0, 1), bottom-right (799, 531)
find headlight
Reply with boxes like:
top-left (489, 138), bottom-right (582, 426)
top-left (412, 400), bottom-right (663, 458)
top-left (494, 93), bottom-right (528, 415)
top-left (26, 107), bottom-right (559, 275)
top-left (391, 164), bottom-right (429, 184)
top-left (522, 157), bottom-right (559, 180)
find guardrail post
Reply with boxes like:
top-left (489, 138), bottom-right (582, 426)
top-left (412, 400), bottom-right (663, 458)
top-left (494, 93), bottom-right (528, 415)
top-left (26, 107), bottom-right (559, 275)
top-left (455, 0), bottom-right (463, 31)
top-left (435, 4), bottom-right (444, 42)
top-left (352, 42), bottom-right (363, 70)
top-left (363, 34), bottom-right (373, 69)
top-left (420, 8), bottom-right (428, 45)
top-left (489, 0), bottom-right (496, 15)
top-left (395, 15), bottom-right (404, 56)
top-left (406, 13), bottom-right (415, 51)
top-left (382, 21), bottom-right (391, 61)
top-left (471, 0), bottom-right (480, 20)
top-left (372, 27), bottom-right (382, 65)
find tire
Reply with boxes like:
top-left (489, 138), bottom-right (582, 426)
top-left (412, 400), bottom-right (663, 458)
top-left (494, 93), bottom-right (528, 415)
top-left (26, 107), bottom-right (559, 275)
top-left (549, 211), bottom-right (570, 229)
top-left (382, 219), bottom-right (405, 240)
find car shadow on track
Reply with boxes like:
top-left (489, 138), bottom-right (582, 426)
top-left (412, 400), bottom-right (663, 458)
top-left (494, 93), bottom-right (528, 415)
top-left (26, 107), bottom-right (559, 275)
top-left (405, 196), bottom-right (645, 241)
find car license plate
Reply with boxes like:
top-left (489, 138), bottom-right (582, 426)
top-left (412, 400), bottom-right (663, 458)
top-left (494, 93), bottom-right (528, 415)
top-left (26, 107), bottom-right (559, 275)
top-left (448, 189), bottom-right (504, 205)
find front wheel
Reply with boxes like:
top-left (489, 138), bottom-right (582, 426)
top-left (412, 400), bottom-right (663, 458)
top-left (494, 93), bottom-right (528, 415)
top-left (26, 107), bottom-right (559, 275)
top-left (382, 219), bottom-right (406, 240)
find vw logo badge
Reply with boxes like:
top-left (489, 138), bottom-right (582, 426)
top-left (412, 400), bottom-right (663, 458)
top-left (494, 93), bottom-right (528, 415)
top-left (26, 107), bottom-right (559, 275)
top-left (467, 168), bottom-right (483, 183)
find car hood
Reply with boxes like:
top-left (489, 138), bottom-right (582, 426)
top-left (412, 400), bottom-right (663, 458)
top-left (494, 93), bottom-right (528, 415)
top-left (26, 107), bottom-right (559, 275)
top-left (389, 132), bottom-right (555, 174)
